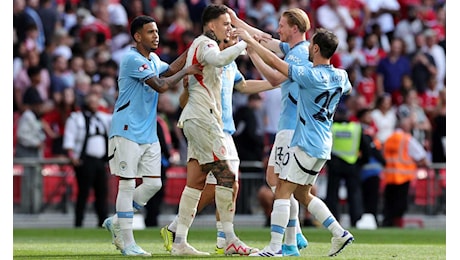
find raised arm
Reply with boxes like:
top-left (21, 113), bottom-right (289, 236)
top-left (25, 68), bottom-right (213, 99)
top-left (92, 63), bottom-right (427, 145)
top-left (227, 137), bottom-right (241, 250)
top-left (236, 28), bottom-right (289, 78)
top-left (234, 79), bottom-right (278, 94)
top-left (161, 49), bottom-right (188, 77)
top-left (204, 41), bottom-right (248, 68)
top-left (145, 64), bottom-right (202, 93)
top-left (247, 46), bottom-right (288, 86)
top-left (226, 6), bottom-right (282, 54)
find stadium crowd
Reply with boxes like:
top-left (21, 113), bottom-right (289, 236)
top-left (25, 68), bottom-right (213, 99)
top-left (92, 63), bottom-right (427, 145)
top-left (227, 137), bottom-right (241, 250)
top-left (13, 0), bottom-right (446, 228)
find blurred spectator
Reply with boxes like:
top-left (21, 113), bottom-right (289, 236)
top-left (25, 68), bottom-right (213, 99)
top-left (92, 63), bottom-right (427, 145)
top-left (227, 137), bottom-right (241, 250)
top-left (63, 93), bottom-right (112, 227)
top-left (233, 93), bottom-right (265, 166)
top-left (366, 0), bottom-right (400, 43)
top-left (74, 72), bottom-right (93, 108)
top-left (419, 75), bottom-right (440, 120)
top-left (376, 37), bottom-right (411, 104)
top-left (430, 87), bottom-right (446, 164)
top-left (52, 28), bottom-right (74, 61)
top-left (397, 88), bottom-right (432, 149)
top-left (357, 108), bottom-right (386, 227)
top-left (356, 65), bottom-right (378, 107)
top-left (246, 0), bottom-right (279, 32)
top-left (50, 54), bottom-right (74, 94)
top-left (360, 32), bottom-right (386, 69)
top-left (37, 0), bottom-right (61, 47)
top-left (15, 87), bottom-right (47, 214)
top-left (371, 93), bottom-right (397, 144)
top-left (14, 50), bottom-right (51, 113)
top-left (423, 29), bottom-right (445, 91)
top-left (165, 1), bottom-right (193, 54)
top-left (23, 0), bottom-right (47, 52)
top-left (393, 4), bottom-right (425, 54)
top-left (370, 23), bottom-right (390, 54)
top-left (340, 34), bottom-right (366, 79)
top-left (325, 108), bottom-right (369, 228)
top-left (316, 0), bottom-right (355, 52)
top-left (342, 0), bottom-right (371, 39)
top-left (408, 32), bottom-right (437, 95)
top-left (381, 116), bottom-right (429, 227)
top-left (41, 87), bottom-right (79, 158)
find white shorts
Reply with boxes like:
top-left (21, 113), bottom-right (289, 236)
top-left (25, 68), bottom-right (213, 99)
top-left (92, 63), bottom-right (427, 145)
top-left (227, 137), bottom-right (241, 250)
top-left (279, 146), bottom-right (327, 186)
top-left (108, 136), bottom-right (161, 178)
top-left (183, 119), bottom-right (232, 165)
top-left (206, 132), bottom-right (240, 184)
top-left (268, 129), bottom-right (294, 174)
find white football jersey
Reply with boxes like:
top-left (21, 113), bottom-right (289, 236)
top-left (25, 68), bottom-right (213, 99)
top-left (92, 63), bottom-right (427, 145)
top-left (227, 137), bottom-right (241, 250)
top-left (179, 35), bottom-right (224, 127)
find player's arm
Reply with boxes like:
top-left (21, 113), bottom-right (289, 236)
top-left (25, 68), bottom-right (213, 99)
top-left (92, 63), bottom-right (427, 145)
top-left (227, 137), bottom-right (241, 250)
top-left (227, 6), bottom-right (282, 54)
top-left (160, 49), bottom-right (188, 77)
top-left (145, 64), bottom-right (202, 93)
top-left (234, 79), bottom-right (278, 94)
top-left (236, 28), bottom-right (289, 77)
top-left (179, 77), bottom-right (189, 109)
top-left (247, 46), bottom-right (288, 86)
top-left (204, 41), bottom-right (248, 68)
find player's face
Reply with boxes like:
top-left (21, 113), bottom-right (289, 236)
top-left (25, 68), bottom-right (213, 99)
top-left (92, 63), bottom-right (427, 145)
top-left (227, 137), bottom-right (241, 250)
top-left (277, 16), bottom-right (294, 43)
top-left (223, 28), bottom-right (238, 49)
top-left (213, 13), bottom-right (233, 44)
top-left (138, 22), bottom-right (160, 52)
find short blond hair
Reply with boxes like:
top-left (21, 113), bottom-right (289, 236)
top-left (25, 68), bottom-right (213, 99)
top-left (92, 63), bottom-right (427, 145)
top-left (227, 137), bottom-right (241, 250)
top-left (282, 8), bottom-right (311, 33)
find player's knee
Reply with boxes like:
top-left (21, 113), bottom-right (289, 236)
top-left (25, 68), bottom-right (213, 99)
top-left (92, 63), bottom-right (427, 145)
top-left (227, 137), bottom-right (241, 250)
top-left (141, 177), bottom-right (162, 196)
top-left (119, 179), bottom-right (136, 191)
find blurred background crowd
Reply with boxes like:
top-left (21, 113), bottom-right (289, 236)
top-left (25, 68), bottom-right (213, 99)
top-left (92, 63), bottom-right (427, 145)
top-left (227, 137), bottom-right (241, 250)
top-left (13, 0), bottom-right (446, 163)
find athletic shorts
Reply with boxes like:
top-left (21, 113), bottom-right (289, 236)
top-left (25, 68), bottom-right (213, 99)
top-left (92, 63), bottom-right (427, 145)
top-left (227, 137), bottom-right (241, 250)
top-left (108, 136), bottom-right (161, 178)
top-left (206, 131), bottom-right (240, 184)
top-left (268, 129), bottom-right (294, 174)
top-left (279, 146), bottom-right (326, 186)
top-left (182, 119), bottom-right (232, 165)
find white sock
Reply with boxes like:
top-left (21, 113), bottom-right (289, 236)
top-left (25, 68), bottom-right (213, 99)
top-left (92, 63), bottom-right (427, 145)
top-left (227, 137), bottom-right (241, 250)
top-left (169, 215), bottom-right (179, 233)
top-left (216, 221), bottom-right (226, 248)
top-left (175, 186), bottom-right (201, 244)
top-left (284, 195), bottom-right (299, 246)
top-left (133, 177), bottom-right (162, 211)
top-left (308, 197), bottom-right (344, 237)
top-left (116, 179), bottom-right (136, 247)
top-left (215, 185), bottom-right (236, 241)
top-left (269, 199), bottom-right (290, 252)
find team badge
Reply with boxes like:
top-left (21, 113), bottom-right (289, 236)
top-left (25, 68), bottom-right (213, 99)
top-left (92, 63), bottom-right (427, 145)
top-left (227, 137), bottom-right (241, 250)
top-left (119, 161), bottom-right (127, 171)
top-left (138, 64), bottom-right (148, 72)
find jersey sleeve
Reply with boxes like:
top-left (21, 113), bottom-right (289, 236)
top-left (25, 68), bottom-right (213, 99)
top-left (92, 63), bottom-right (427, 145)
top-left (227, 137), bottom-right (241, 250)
top-left (125, 53), bottom-right (156, 82)
top-left (201, 39), bottom-right (247, 67)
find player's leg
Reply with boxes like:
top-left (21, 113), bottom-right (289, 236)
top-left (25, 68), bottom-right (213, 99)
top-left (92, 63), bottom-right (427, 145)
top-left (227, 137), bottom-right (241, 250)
top-left (171, 158), bottom-right (209, 255)
top-left (292, 148), bottom-right (353, 257)
top-left (104, 136), bottom-right (156, 256)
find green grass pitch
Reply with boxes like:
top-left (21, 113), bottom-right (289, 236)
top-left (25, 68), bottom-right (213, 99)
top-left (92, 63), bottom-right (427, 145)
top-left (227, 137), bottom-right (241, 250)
top-left (13, 227), bottom-right (446, 259)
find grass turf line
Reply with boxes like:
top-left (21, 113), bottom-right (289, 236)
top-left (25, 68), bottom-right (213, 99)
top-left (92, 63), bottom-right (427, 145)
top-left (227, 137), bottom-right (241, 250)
top-left (13, 227), bottom-right (446, 259)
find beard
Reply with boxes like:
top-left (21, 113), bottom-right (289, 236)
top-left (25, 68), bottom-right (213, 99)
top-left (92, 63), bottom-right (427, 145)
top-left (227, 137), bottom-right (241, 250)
top-left (308, 54), bottom-right (313, 62)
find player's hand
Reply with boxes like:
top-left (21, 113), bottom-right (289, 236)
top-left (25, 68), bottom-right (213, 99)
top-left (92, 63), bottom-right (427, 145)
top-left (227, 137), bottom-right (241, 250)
top-left (254, 33), bottom-right (272, 44)
top-left (226, 6), bottom-right (238, 21)
top-left (234, 28), bottom-right (253, 43)
top-left (186, 63), bottom-right (203, 75)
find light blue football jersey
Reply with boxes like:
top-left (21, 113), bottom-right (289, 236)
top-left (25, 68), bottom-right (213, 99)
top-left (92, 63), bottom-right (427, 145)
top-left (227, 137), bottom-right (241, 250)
top-left (221, 61), bottom-right (243, 135)
top-left (109, 47), bottom-right (169, 144)
top-left (288, 64), bottom-right (352, 159)
top-left (278, 41), bottom-right (312, 131)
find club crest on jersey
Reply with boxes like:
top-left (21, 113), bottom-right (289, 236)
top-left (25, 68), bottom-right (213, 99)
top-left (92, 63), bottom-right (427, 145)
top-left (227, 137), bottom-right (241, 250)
top-left (138, 64), bottom-right (148, 72)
